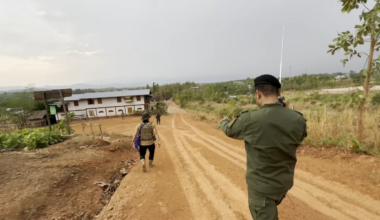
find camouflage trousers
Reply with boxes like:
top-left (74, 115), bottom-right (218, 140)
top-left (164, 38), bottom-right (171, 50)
top-left (248, 190), bottom-right (287, 220)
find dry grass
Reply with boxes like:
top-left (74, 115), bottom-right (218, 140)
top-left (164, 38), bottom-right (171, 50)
top-left (304, 106), bottom-right (380, 154)
top-left (185, 93), bottom-right (380, 156)
top-left (63, 135), bottom-right (96, 148)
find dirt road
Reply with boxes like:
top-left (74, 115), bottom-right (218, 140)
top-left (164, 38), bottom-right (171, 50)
top-left (94, 102), bottom-right (380, 220)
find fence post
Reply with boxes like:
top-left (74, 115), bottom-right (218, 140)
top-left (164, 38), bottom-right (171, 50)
top-left (90, 123), bottom-right (94, 138)
top-left (82, 123), bottom-right (86, 135)
top-left (99, 124), bottom-right (103, 139)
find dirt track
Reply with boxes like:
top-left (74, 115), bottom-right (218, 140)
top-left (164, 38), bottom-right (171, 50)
top-left (92, 102), bottom-right (380, 220)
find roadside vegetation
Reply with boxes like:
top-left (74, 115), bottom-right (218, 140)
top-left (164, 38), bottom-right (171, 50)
top-left (149, 73), bottom-right (380, 156)
top-left (0, 120), bottom-right (73, 151)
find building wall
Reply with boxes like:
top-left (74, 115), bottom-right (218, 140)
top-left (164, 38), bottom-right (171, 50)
top-left (68, 96), bottom-right (145, 111)
top-left (56, 95), bottom-right (148, 120)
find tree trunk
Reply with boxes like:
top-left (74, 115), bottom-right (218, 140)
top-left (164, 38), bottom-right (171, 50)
top-left (358, 37), bottom-right (375, 142)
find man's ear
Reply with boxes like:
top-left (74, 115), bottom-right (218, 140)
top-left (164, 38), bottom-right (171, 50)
top-left (278, 89), bottom-right (281, 96)
top-left (256, 90), bottom-right (261, 99)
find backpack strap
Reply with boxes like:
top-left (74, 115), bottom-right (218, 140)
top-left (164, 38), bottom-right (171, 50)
top-left (139, 123), bottom-right (146, 133)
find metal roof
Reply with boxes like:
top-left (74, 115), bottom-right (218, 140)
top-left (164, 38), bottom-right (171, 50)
top-left (33, 89), bottom-right (72, 100)
top-left (28, 110), bottom-right (46, 120)
top-left (64, 89), bottom-right (152, 101)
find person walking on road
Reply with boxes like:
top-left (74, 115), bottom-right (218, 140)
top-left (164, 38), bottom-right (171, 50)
top-left (132, 112), bottom-right (161, 172)
top-left (220, 74), bottom-right (307, 220)
top-left (156, 113), bottom-right (161, 125)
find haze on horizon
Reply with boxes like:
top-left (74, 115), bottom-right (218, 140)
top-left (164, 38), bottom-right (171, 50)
top-left (0, 0), bottom-right (371, 88)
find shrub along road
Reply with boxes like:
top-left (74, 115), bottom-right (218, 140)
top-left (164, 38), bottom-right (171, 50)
top-left (94, 102), bottom-right (380, 220)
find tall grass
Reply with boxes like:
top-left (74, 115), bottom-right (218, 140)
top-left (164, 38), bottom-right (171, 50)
top-left (304, 106), bottom-right (380, 155)
top-left (184, 93), bottom-right (380, 156)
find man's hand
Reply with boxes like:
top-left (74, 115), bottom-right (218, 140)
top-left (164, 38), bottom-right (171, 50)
top-left (220, 116), bottom-right (229, 124)
top-left (158, 142), bottom-right (161, 148)
top-left (283, 101), bottom-right (289, 109)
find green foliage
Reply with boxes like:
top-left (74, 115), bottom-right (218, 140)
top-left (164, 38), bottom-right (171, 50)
top-left (216, 101), bottom-right (243, 119)
top-left (328, 0), bottom-right (380, 80)
top-left (152, 102), bottom-right (168, 115)
top-left (372, 93), bottom-right (380, 104)
top-left (0, 122), bottom-right (69, 150)
top-left (351, 136), bottom-right (367, 153)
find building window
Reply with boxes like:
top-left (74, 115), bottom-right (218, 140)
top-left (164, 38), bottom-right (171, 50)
top-left (99, 111), bottom-right (104, 113)
top-left (117, 97), bottom-right (122, 103)
top-left (74, 101), bottom-right (79, 106)
top-left (108, 110), bottom-right (114, 113)
top-left (136, 96), bottom-right (141, 101)
top-left (89, 110), bottom-right (95, 116)
top-left (124, 96), bottom-right (132, 103)
top-left (118, 109), bottom-right (123, 112)
top-left (97, 98), bottom-right (102, 104)
top-left (88, 99), bottom-right (94, 105)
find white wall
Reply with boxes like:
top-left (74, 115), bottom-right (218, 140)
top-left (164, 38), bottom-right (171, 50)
top-left (62, 95), bottom-right (147, 120)
top-left (56, 110), bottom-right (87, 121)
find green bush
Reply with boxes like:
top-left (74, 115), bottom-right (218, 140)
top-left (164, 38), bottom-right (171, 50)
top-left (372, 93), bottom-right (380, 105)
top-left (0, 121), bottom-right (71, 150)
top-left (310, 92), bottom-right (321, 101)
top-left (216, 104), bottom-right (243, 119)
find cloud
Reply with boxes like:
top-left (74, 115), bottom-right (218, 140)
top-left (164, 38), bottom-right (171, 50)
top-left (83, 51), bottom-right (98, 56)
top-left (37, 10), bottom-right (46, 16)
top-left (64, 50), bottom-right (99, 56)
top-left (0, 0), bottom-right (372, 87)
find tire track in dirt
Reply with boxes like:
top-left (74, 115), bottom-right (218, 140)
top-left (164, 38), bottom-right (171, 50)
top-left (182, 133), bottom-right (246, 169)
top-left (179, 113), bottom-right (380, 219)
top-left (180, 128), bottom-right (353, 219)
top-left (178, 134), bottom-right (250, 219)
top-left (294, 178), bottom-right (378, 220)
top-left (170, 114), bottom-right (238, 220)
top-left (179, 129), bottom-right (355, 219)
top-left (180, 114), bottom-right (246, 156)
top-left (295, 170), bottom-right (380, 216)
top-left (160, 133), bottom-right (213, 220)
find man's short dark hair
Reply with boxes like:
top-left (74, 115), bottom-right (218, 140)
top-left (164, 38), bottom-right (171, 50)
top-left (255, 84), bottom-right (279, 96)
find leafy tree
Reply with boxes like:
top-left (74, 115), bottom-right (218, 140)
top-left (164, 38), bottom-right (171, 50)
top-left (327, 0), bottom-right (380, 142)
top-left (372, 93), bottom-right (380, 104)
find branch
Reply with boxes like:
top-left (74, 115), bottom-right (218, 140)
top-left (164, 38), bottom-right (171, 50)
top-left (362, 3), bottom-right (370, 11)
top-left (363, 56), bottom-right (369, 70)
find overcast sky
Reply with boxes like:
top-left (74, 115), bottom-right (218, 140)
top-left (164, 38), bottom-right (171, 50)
top-left (0, 0), bottom-right (373, 87)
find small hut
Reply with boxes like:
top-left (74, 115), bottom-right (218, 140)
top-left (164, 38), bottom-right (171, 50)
top-left (27, 110), bottom-right (48, 127)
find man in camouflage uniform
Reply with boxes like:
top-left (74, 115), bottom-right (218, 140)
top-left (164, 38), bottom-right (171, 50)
top-left (220, 74), bottom-right (307, 220)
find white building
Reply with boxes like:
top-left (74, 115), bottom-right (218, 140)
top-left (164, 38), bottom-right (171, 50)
top-left (51, 89), bottom-right (152, 121)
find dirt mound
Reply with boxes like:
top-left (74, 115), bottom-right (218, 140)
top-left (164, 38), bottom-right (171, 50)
top-left (0, 135), bottom-right (137, 220)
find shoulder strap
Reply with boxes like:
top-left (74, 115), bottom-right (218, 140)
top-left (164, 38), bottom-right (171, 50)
top-left (139, 123), bottom-right (146, 133)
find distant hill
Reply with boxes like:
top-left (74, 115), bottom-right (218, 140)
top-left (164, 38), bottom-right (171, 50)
top-left (0, 83), bottom-right (145, 93)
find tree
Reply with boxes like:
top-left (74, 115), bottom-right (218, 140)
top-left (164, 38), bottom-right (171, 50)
top-left (327, 0), bottom-right (380, 142)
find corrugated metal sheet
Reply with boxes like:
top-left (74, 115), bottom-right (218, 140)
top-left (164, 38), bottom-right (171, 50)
top-left (33, 89), bottom-right (72, 100)
top-left (64, 89), bottom-right (152, 101)
top-left (28, 110), bottom-right (46, 120)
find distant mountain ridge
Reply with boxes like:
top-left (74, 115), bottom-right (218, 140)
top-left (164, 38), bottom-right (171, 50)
top-left (0, 83), bottom-right (146, 93)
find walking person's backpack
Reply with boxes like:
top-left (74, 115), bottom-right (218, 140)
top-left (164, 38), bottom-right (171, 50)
top-left (140, 122), bottom-right (155, 141)
top-left (133, 123), bottom-right (146, 151)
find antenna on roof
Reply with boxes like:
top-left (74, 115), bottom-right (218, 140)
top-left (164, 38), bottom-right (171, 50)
top-left (278, 23), bottom-right (286, 107)
top-left (279, 22), bottom-right (285, 84)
